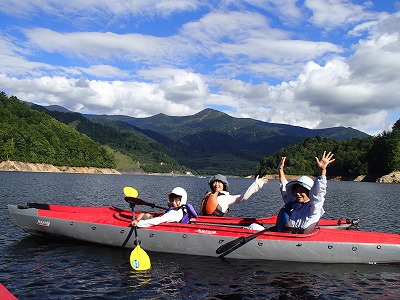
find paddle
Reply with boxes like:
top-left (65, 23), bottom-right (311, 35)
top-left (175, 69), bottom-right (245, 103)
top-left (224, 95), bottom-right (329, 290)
top-left (216, 226), bottom-right (272, 258)
top-left (124, 186), bottom-right (167, 210)
top-left (124, 186), bottom-right (139, 198)
top-left (129, 226), bottom-right (151, 271)
top-left (124, 187), bottom-right (151, 271)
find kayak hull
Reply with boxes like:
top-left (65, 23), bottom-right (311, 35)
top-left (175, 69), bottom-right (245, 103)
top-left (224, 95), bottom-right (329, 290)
top-left (7, 204), bottom-right (399, 264)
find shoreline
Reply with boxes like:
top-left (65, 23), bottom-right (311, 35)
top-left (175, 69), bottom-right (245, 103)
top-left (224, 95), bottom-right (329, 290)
top-left (0, 160), bottom-right (398, 183)
top-left (0, 160), bottom-right (121, 175)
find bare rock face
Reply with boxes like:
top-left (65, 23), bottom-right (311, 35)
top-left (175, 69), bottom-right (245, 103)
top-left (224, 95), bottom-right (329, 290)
top-left (377, 171), bottom-right (400, 183)
top-left (0, 160), bottom-right (120, 175)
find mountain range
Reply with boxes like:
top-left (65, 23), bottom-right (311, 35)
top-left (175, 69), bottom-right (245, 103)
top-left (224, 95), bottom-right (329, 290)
top-left (83, 108), bottom-right (369, 176)
top-left (0, 93), bottom-right (377, 177)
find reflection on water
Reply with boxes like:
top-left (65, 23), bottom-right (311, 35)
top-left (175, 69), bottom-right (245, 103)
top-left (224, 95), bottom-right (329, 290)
top-left (1, 172), bottom-right (400, 299)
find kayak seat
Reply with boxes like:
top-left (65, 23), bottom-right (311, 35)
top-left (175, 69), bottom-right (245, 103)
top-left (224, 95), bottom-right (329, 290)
top-left (26, 202), bottom-right (51, 210)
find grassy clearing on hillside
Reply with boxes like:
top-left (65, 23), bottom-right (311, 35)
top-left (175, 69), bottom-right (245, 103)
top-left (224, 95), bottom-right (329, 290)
top-left (104, 146), bottom-right (141, 172)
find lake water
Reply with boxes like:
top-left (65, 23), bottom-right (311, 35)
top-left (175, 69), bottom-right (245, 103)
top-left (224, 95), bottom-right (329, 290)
top-left (1, 172), bottom-right (399, 299)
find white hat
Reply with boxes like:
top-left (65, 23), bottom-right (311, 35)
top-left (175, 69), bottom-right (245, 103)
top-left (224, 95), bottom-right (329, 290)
top-left (167, 187), bottom-right (187, 205)
top-left (285, 176), bottom-right (314, 197)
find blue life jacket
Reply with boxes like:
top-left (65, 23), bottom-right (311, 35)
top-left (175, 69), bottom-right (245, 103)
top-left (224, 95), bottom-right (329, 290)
top-left (276, 200), bottom-right (297, 232)
top-left (166, 203), bottom-right (198, 224)
top-left (276, 201), bottom-right (318, 234)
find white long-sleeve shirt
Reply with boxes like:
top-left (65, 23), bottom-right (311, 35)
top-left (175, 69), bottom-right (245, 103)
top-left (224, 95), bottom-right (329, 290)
top-left (216, 177), bottom-right (266, 214)
top-left (136, 209), bottom-right (184, 228)
top-left (279, 176), bottom-right (327, 229)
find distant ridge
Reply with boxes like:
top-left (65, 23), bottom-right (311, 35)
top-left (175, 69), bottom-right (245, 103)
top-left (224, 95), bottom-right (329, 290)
top-left (24, 101), bottom-right (73, 113)
top-left (45, 105), bottom-right (73, 113)
top-left (86, 108), bottom-right (369, 140)
top-left (83, 108), bottom-right (369, 175)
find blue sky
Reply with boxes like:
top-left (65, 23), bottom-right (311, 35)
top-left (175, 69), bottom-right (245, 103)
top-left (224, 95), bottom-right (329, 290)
top-left (0, 0), bottom-right (399, 135)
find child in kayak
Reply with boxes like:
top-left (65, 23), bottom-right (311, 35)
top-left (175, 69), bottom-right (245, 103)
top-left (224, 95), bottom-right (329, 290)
top-left (200, 174), bottom-right (268, 217)
top-left (276, 151), bottom-right (335, 233)
top-left (132, 187), bottom-right (197, 228)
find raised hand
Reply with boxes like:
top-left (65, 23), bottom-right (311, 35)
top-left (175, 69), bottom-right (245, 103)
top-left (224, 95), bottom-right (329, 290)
top-left (256, 175), bottom-right (269, 184)
top-left (315, 151), bottom-right (335, 176)
top-left (278, 157), bottom-right (286, 171)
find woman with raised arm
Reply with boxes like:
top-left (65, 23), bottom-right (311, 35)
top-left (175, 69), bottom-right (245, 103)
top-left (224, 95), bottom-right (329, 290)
top-left (276, 151), bottom-right (335, 233)
top-left (200, 174), bottom-right (268, 217)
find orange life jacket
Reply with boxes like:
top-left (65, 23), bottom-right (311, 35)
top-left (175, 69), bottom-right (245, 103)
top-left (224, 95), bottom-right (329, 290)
top-left (199, 192), bottom-right (227, 217)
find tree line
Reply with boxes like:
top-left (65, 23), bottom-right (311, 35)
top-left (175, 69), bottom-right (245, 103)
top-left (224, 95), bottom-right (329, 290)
top-left (255, 119), bottom-right (400, 179)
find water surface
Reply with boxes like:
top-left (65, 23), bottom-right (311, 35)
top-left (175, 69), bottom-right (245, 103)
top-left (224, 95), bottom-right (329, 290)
top-left (1, 172), bottom-right (399, 299)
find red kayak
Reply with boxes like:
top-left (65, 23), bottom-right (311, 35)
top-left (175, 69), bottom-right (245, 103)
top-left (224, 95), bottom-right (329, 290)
top-left (0, 284), bottom-right (17, 300)
top-left (9, 201), bottom-right (400, 264)
top-left (19, 202), bottom-right (358, 230)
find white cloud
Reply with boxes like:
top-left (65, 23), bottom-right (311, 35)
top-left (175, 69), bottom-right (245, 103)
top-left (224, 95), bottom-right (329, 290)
top-left (217, 38), bottom-right (341, 63)
top-left (350, 34), bottom-right (400, 83)
top-left (24, 29), bottom-right (169, 60)
top-left (305, 0), bottom-right (373, 29)
top-left (159, 70), bottom-right (208, 103)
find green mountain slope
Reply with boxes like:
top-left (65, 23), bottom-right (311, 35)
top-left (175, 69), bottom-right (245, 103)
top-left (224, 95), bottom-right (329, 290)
top-left (32, 105), bottom-right (186, 173)
top-left (86, 108), bottom-right (369, 175)
top-left (0, 92), bottom-right (115, 168)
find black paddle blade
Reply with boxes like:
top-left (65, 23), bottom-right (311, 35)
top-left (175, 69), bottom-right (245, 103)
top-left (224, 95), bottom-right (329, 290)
top-left (216, 237), bottom-right (245, 255)
top-left (124, 197), bottom-right (167, 210)
top-left (125, 196), bottom-right (146, 206)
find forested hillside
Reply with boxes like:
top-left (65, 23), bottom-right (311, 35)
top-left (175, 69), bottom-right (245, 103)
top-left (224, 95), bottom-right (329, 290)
top-left (366, 119), bottom-right (400, 176)
top-left (256, 137), bottom-right (373, 178)
top-left (31, 104), bottom-right (186, 174)
top-left (256, 119), bottom-right (400, 180)
top-left (0, 92), bottom-right (115, 168)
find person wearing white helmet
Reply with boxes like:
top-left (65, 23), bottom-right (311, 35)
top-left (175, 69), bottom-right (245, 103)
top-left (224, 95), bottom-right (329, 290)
top-left (132, 187), bottom-right (197, 228)
top-left (200, 173), bottom-right (268, 216)
top-left (276, 151), bottom-right (335, 233)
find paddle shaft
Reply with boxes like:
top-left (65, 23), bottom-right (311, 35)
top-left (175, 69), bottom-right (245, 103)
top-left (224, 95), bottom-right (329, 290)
top-left (128, 202), bottom-right (141, 245)
top-left (216, 227), bottom-right (272, 257)
top-left (121, 203), bottom-right (136, 247)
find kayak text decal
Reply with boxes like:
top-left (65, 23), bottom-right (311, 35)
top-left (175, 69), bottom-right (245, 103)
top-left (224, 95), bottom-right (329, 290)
top-left (195, 229), bottom-right (217, 235)
top-left (36, 220), bottom-right (50, 227)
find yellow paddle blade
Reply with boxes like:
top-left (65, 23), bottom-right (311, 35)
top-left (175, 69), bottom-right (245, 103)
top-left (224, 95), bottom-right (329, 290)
top-left (130, 245), bottom-right (151, 271)
top-left (124, 186), bottom-right (139, 198)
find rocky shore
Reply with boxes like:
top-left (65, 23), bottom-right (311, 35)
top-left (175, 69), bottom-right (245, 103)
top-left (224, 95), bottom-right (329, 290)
top-left (0, 160), bottom-right (399, 182)
top-left (376, 171), bottom-right (400, 183)
top-left (0, 160), bottom-right (120, 175)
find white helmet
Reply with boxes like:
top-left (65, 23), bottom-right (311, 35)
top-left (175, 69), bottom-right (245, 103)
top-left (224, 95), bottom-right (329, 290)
top-left (285, 176), bottom-right (314, 197)
top-left (167, 187), bottom-right (187, 205)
